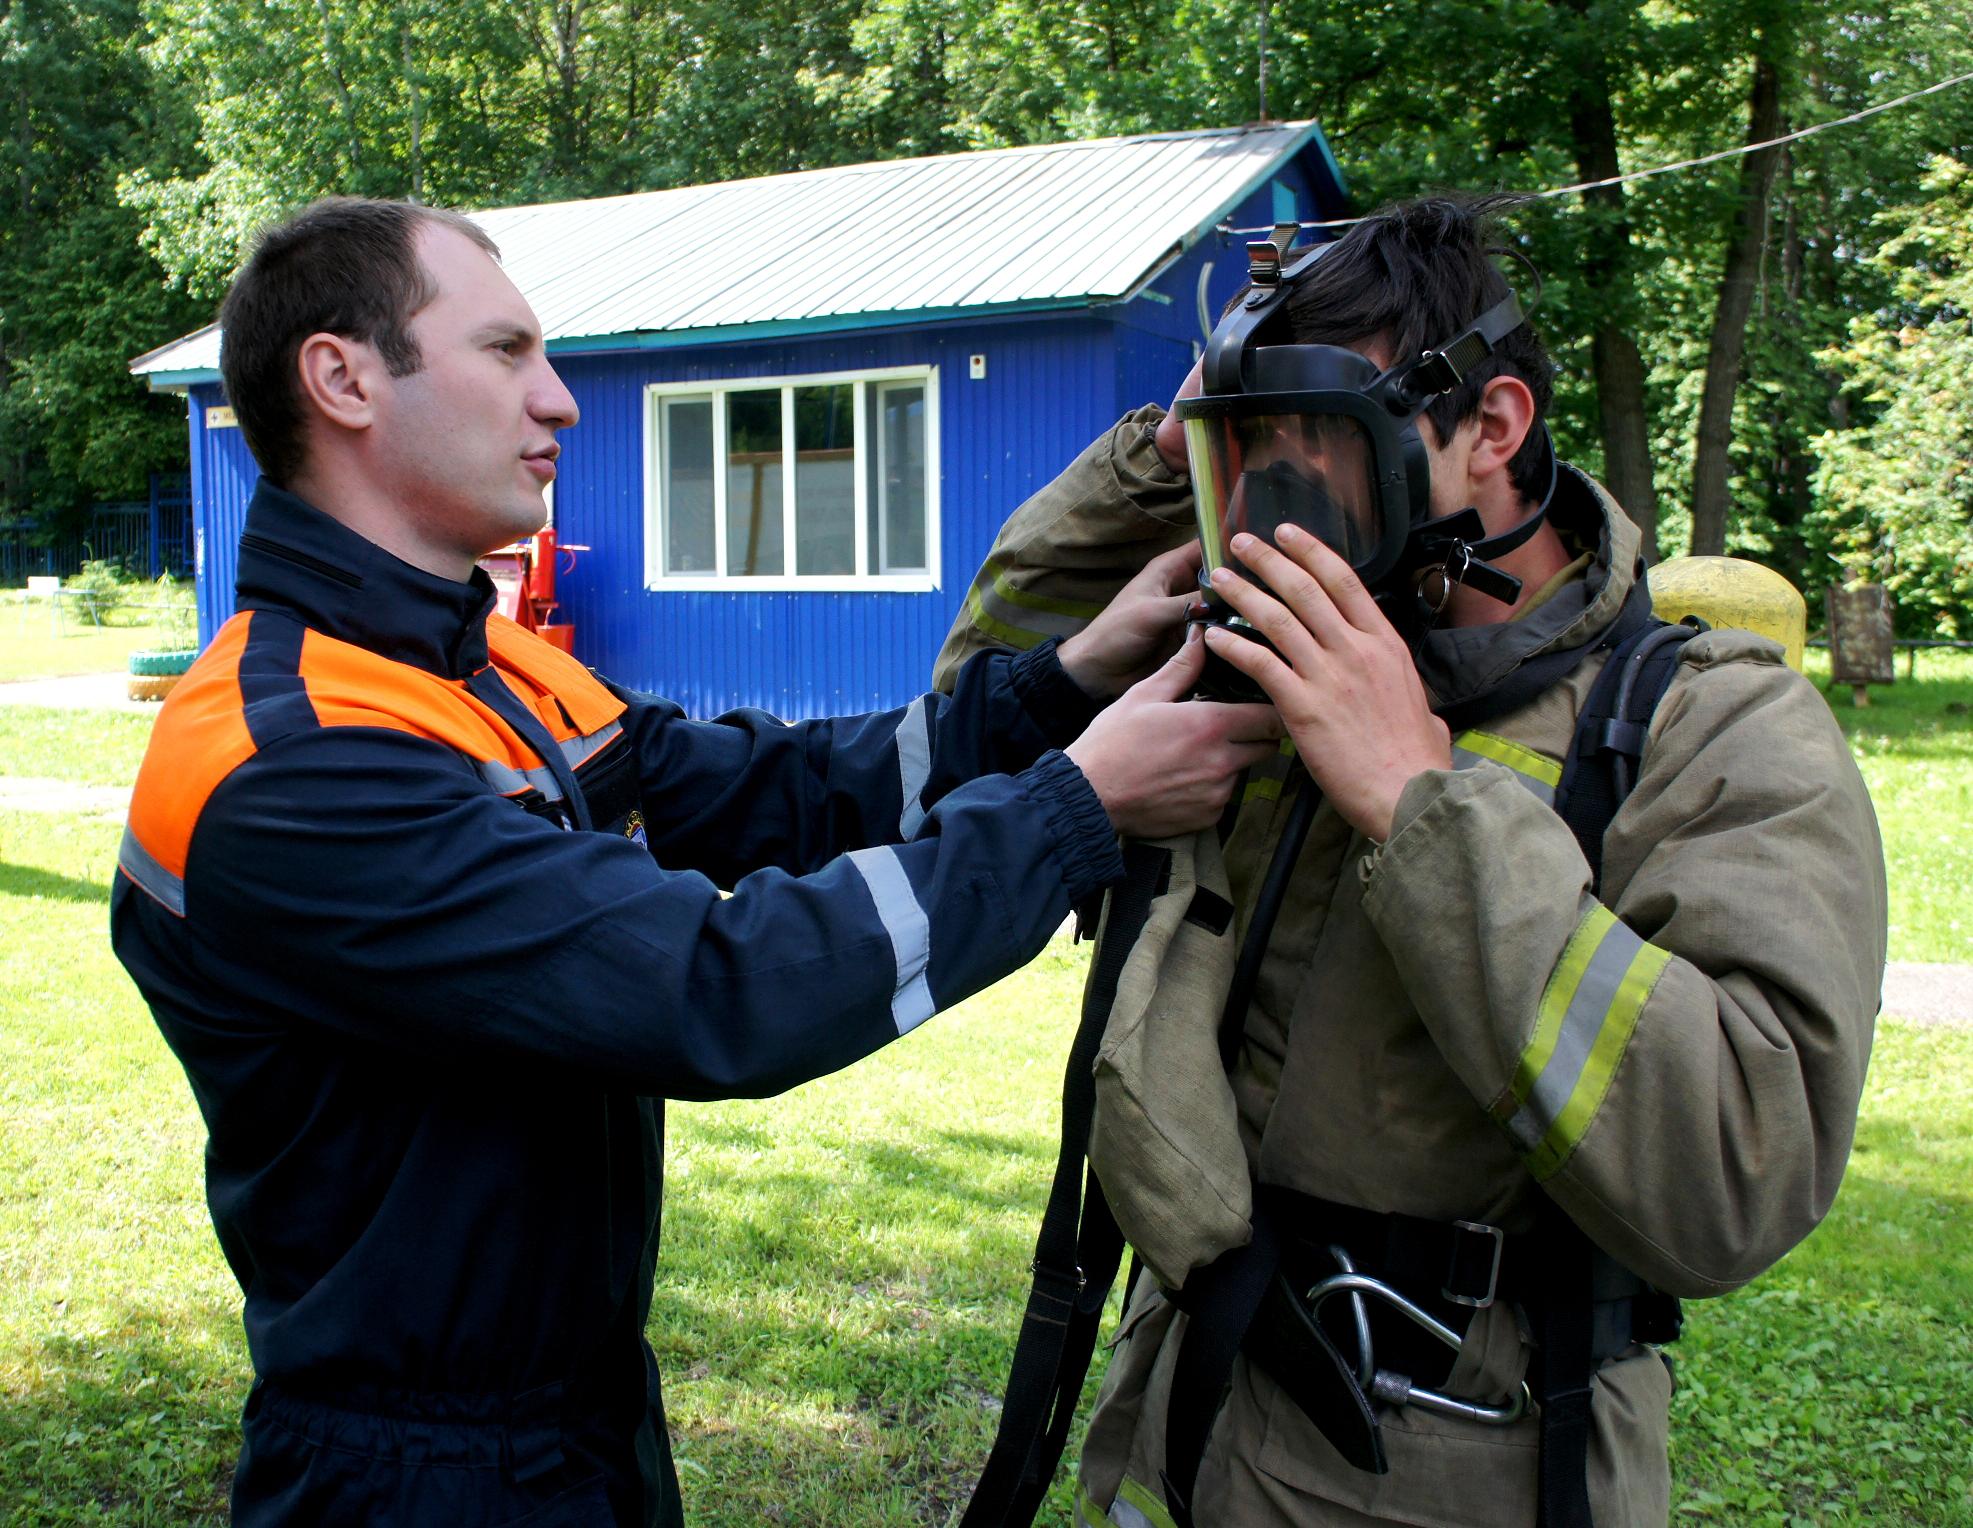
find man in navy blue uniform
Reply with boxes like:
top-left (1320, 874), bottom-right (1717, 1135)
top-left (112, 198), bottom-right (1280, 1527)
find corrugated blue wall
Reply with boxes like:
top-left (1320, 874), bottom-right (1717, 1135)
top-left (186, 318), bottom-right (1118, 717)
top-left (181, 138), bottom-right (1343, 718)
top-left (554, 315), bottom-right (1118, 717)
top-left (188, 390), bottom-right (259, 648)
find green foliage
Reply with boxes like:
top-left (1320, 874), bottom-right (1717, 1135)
top-left (1810, 156), bottom-right (1973, 637)
top-left (7, 0), bottom-right (1973, 632)
top-left (0, 0), bottom-right (208, 521)
top-left (59, 557), bottom-right (133, 624)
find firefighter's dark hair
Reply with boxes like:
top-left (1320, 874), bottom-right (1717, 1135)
top-left (1267, 193), bottom-right (1555, 505)
top-left (218, 197), bottom-right (500, 486)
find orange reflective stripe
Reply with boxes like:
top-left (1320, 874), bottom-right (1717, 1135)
top-left (123, 613), bottom-right (631, 896)
top-left (299, 628), bottom-right (536, 768)
top-left (125, 614), bottom-right (258, 881)
top-left (484, 615), bottom-right (624, 738)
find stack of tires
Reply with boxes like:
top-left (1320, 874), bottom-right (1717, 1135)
top-left (127, 648), bottom-right (198, 702)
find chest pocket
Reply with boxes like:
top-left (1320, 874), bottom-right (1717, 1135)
top-left (573, 734), bottom-right (646, 846)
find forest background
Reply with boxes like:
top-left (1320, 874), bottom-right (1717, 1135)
top-left (2, 0), bottom-right (1970, 633)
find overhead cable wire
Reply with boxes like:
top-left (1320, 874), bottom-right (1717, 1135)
top-left (1224, 65), bottom-right (1973, 235)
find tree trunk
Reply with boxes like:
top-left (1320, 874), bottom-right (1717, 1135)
top-left (1688, 50), bottom-right (1785, 556)
top-left (1562, 12), bottom-right (1660, 559)
top-left (402, 27), bottom-right (423, 203)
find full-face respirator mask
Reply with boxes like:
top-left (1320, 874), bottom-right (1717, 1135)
top-left (1177, 224), bottom-right (1557, 696)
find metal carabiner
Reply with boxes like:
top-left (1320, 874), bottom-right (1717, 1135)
top-left (1305, 1265), bottom-right (1531, 1427)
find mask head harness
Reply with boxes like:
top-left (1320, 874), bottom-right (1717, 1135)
top-left (1176, 222), bottom-right (1557, 653)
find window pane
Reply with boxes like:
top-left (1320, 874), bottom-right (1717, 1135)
top-left (726, 390), bottom-right (783, 576)
top-left (869, 384), bottom-right (927, 573)
top-left (794, 384), bottom-right (855, 575)
top-left (663, 398), bottom-right (714, 574)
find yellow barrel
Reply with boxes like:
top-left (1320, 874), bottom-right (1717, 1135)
top-left (1646, 556), bottom-right (1806, 672)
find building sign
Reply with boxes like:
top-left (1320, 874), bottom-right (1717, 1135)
top-left (1826, 582), bottom-right (1894, 704)
top-left (206, 406), bottom-right (238, 429)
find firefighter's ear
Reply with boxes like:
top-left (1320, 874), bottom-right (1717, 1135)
top-left (295, 332), bottom-right (381, 435)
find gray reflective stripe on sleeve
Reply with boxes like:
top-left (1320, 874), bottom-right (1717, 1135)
top-left (847, 845), bottom-right (935, 1036)
top-left (559, 719), bottom-right (623, 770)
top-left (1109, 1476), bottom-right (1182, 1528)
top-left (118, 825), bottom-right (186, 917)
top-left (472, 756), bottom-right (565, 801)
top-left (896, 695), bottom-right (933, 839)
top-left (1450, 730), bottom-right (1559, 807)
top-left (1495, 902), bottom-right (1673, 1178)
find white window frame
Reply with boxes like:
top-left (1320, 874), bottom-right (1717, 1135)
top-left (642, 364), bottom-right (941, 592)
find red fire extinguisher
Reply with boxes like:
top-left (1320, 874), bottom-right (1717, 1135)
top-left (528, 525), bottom-right (559, 607)
top-left (525, 528), bottom-right (587, 654)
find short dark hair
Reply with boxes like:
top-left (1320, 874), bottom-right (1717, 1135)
top-left (218, 197), bottom-right (501, 485)
top-left (1272, 193), bottom-right (1554, 504)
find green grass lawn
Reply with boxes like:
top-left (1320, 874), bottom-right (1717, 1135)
top-left (1809, 649), bottom-right (1973, 964)
top-left (1, 655), bottom-right (1968, 1526)
top-left (0, 591), bottom-right (194, 685)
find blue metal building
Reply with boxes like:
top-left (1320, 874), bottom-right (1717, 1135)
top-left (130, 123), bottom-right (1347, 719)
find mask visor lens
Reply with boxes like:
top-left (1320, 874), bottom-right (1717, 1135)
top-left (1185, 411), bottom-right (1384, 583)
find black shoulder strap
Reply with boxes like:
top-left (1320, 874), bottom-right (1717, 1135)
top-left (960, 842), bottom-right (1169, 1528)
top-left (1532, 616), bottom-right (1698, 1528)
top-left (1553, 619), bottom-right (1701, 891)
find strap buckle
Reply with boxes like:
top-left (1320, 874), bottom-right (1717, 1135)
top-left (1029, 1258), bottom-right (1087, 1293)
top-left (1442, 1220), bottom-right (1505, 1309)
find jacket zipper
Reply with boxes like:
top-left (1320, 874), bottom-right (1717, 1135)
top-left (239, 532), bottom-right (364, 589)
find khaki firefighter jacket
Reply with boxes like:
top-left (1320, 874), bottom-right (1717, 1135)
top-left (935, 407), bottom-right (1887, 1526)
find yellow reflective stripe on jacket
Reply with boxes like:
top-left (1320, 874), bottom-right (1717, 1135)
top-left (961, 559), bottom-right (1105, 649)
top-left (1452, 729), bottom-right (1561, 806)
top-left (1494, 901), bottom-right (1673, 1179)
top-left (1242, 737), bottom-right (1298, 804)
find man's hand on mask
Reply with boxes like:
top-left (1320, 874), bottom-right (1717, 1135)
top-left (1151, 357), bottom-right (1207, 475)
top-left (1066, 630), bottom-right (1285, 841)
top-left (1058, 542), bottom-right (1207, 701)
top-left (1200, 527), bottom-right (1451, 843)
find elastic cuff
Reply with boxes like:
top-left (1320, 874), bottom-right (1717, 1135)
top-left (1010, 638), bottom-right (1104, 746)
top-left (1021, 749), bottom-right (1126, 903)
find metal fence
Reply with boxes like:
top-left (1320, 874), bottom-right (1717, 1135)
top-left (0, 473), bottom-right (193, 585)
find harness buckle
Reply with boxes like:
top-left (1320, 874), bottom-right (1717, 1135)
top-left (1442, 1220), bottom-right (1505, 1309)
top-left (1306, 1245), bottom-right (1530, 1428)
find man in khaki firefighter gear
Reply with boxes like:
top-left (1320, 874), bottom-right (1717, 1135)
top-left (936, 196), bottom-right (1886, 1527)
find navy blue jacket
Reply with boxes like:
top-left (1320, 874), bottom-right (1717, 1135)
top-left (111, 482), bottom-right (1124, 1525)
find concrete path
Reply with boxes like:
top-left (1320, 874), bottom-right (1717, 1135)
top-left (0, 670), bottom-right (1968, 1027)
top-left (1881, 962), bottom-right (1973, 1030)
top-left (0, 671), bottom-right (157, 713)
top-left (0, 775), bottom-right (131, 818)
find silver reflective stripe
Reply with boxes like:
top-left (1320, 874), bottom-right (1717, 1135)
top-left (896, 695), bottom-right (932, 839)
top-left (559, 719), bottom-right (623, 770)
top-left (1109, 1497), bottom-right (1160, 1528)
top-left (474, 757), bottom-right (565, 801)
top-left (1505, 912), bottom-right (1649, 1153)
top-left (847, 846), bottom-right (935, 1036)
top-left (118, 825), bottom-right (185, 917)
top-left (1451, 743), bottom-right (1557, 806)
